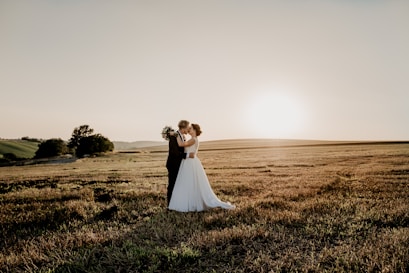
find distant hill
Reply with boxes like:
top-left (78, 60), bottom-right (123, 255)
top-left (3, 138), bottom-right (404, 158)
top-left (0, 140), bottom-right (40, 159)
top-left (197, 139), bottom-right (409, 151)
top-left (113, 141), bottom-right (166, 151)
top-left (143, 138), bottom-right (407, 153)
top-left (198, 139), bottom-right (335, 150)
top-left (145, 139), bottom-right (341, 152)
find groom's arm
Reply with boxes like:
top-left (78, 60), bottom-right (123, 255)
top-left (175, 134), bottom-right (192, 159)
top-left (175, 135), bottom-right (187, 159)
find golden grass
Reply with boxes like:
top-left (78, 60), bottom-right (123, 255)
top-left (0, 143), bottom-right (408, 272)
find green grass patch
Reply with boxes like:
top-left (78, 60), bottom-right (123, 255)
top-left (0, 140), bottom-right (39, 159)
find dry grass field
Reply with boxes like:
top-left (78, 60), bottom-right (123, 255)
top-left (0, 141), bottom-right (408, 272)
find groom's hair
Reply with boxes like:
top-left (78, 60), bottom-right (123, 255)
top-left (178, 120), bottom-right (189, 129)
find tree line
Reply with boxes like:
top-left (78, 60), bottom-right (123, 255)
top-left (1, 125), bottom-right (113, 163)
top-left (35, 125), bottom-right (114, 159)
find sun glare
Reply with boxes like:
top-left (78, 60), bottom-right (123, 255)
top-left (244, 92), bottom-right (306, 138)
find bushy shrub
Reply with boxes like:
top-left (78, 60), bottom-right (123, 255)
top-left (76, 134), bottom-right (114, 158)
top-left (3, 153), bottom-right (18, 161)
top-left (0, 154), bottom-right (11, 164)
top-left (34, 138), bottom-right (69, 159)
top-left (68, 125), bottom-right (114, 158)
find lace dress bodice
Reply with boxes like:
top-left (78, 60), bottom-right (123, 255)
top-left (185, 137), bottom-right (199, 155)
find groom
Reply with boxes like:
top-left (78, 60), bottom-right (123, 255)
top-left (166, 120), bottom-right (194, 205)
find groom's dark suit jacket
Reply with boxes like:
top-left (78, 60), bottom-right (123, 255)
top-left (166, 132), bottom-right (186, 205)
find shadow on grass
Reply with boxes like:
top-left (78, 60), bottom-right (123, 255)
top-left (0, 204), bottom-right (85, 249)
top-left (3, 164), bottom-right (409, 272)
top-left (49, 188), bottom-right (317, 272)
top-left (0, 178), bottom-right (59, 194)
top-left (52, 173), bottom-right (409, 272)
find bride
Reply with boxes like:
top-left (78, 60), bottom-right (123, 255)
top-left (168, 124), bottom-right (235, 212)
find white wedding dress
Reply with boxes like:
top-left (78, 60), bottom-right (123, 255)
top-left (168, 137), bottom-right (235, 212)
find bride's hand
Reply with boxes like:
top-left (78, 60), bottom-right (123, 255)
top-left (188, 153), bottom-right (195, 159)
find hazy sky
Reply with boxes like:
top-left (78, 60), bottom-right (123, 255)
top-left (1, 0), bottom-right (408, 141)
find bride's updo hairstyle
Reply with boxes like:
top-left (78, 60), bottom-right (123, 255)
top-left (192, 124), bottom-right (202, 136)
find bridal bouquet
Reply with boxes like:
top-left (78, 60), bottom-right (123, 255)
top-left (161, 126), bottom-right (174, 141)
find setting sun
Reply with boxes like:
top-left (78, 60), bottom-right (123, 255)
top-left (245, 92), bottom-right (306, 138)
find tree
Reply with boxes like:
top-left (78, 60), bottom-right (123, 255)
top-left (67, 125), bottom-right (114, 157)
top-left (34, 138), bottom-right (68, 159)
top-left (76, 134), bottom-right (114, 158)
top-left (68, 125), bottom-right (94, 150)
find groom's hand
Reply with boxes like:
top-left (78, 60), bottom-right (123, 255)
top-left (188, 153), bottom-right (195, 158)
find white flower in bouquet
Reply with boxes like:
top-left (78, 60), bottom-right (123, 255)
top-left (161, 126), bottom-right (174, 141)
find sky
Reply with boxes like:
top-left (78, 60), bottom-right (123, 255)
top-left (1, 0), bottom-right (408, 142)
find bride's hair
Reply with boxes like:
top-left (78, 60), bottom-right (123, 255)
top-left (192, 124), bottom-right (202, 136)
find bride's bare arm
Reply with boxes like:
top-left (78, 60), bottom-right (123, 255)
top-left (177, 136), bottom-right (195, 147)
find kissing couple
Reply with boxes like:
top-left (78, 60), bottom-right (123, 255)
top-left (164, 120), bottom-right (235, 212)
